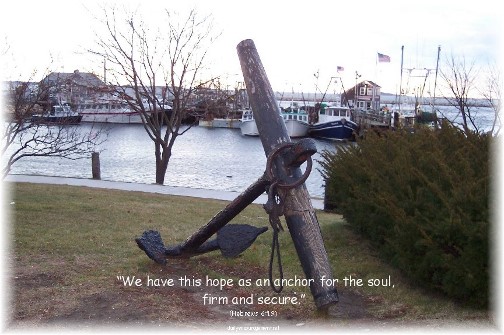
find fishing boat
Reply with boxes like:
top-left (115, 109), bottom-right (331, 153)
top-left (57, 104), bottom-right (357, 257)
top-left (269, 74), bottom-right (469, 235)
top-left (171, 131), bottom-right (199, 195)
top-left (31, 103), bottom-right (82, 124)
top-left (308, 104), bottom-right (358, 141)
top-left (396, 45), bottom-right (441, 126)
top-left (352, 108), bottom-right (392, 129)
top-left (77, 101), bottom-right (142, 123)
top-left (198, 108), bottom-right (242, 129)
top-left (240, 109), bottom-right (259, 136)
top-left (199, 117), bottom-right (241, 129)
top-left (241, 107), bottom-right (309, 138)
top-left (281, 108), bottom-right (309, 137)
top-left (76, 98), bottom-right (172, 124)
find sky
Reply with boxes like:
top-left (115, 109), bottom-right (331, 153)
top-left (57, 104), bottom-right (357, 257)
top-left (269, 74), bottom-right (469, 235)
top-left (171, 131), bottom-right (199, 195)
top-left (1, 0), bottom-right (501, 97)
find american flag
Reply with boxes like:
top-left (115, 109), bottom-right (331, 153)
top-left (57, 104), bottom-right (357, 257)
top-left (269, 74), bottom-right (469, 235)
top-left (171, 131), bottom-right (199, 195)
top-left (337, 66), bottom-right (344, 72)
top-left (377, 53), bottom-right (391, 63)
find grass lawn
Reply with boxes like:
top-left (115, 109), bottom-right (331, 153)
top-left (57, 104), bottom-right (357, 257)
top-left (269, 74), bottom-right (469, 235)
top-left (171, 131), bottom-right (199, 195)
top-left (6, 182), bottom-right (493, 330)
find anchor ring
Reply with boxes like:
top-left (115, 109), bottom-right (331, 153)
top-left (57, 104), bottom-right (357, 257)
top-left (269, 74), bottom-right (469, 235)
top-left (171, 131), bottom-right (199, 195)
top-left (265, 142), bottom-right (313, 189)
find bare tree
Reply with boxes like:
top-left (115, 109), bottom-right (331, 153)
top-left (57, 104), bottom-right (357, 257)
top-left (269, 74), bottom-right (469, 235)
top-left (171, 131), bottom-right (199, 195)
top-left (2, 70), bottom-right (107, 178)
top-left (480, 62), bottom-right (501, 136)
top-left (439, 54), bottom-right (481, 134)
top-left (91, 6), bottom-right (218, 184)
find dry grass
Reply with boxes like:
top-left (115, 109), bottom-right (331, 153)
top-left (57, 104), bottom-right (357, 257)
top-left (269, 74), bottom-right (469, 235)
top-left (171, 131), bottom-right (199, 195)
top-left (7, 182), bottom-right (492, 330)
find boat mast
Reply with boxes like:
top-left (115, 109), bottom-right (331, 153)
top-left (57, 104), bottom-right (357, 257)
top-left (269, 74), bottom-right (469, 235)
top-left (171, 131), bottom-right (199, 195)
top-left (338, 77), bottom-right (350, 108)
top-left (103, 57), bottom-right (107, 84)
top-left (399, 45), bottom-right (404, 113)
top-left (432, 45), bottom-right (441, 113)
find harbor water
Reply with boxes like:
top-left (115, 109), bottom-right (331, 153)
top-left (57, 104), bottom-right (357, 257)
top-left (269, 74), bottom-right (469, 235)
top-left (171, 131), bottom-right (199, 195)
top-left (7, 124), bottom-right (338, 198)
top-left (6, 105), bottom-right (497, 199)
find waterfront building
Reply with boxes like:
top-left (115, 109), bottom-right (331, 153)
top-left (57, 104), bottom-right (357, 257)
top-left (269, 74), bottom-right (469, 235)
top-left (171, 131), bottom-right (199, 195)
top-left (341, 80), bottom-right (382, 111)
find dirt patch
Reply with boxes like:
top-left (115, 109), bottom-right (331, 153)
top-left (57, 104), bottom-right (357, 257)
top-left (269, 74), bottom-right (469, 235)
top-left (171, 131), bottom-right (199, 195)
top-left (11, 254), bottom-right (376, 329)
top-left (11, 254), bottom-right (495, 332)
top-left (15, 273), bottom-right (64, 289)
top-left (327, 289), bottom-right (371, 319)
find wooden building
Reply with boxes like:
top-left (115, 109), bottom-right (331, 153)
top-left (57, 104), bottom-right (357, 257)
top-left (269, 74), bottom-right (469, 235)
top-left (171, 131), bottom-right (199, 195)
top-left (39, 70), bottom-right (107, 106)
top-left (341, 80), bottom-right (381, 111)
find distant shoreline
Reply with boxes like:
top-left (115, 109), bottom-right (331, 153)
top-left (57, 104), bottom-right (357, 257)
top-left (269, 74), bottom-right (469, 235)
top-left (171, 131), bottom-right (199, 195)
top-left (274, 91), bottom-right (493, 108)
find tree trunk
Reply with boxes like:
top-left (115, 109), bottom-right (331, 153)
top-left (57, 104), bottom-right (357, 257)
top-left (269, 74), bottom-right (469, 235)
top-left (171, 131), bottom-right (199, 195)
top-left (154, 141), bottom-right (170, 185)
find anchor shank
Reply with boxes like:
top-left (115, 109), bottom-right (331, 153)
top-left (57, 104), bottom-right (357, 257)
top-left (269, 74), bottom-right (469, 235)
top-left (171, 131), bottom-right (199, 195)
top-left (237, 39), bottom-right (339, 310)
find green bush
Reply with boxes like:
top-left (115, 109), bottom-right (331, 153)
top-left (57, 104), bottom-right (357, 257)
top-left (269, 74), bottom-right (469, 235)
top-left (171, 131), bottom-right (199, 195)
top-left (320, 123), bottom-right (490, 308)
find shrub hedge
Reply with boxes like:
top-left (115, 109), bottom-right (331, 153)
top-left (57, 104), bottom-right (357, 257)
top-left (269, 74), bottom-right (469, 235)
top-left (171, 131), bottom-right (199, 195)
top-left (320, 123), bottom-right (490, 308)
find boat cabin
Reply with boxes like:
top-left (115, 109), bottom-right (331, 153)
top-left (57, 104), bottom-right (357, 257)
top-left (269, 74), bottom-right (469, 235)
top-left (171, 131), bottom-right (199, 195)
top-left (321, 106), bottom-right (352, 118)
top-left (241, 109), bottom-right (254, 122)
top-left (51, 104), bottom-right (72, 115)
top-left (281, 110), bottom-right (309, 124)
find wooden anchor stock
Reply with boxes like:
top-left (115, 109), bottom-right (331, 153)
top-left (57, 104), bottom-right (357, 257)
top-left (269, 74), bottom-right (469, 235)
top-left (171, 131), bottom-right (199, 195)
top-left (237, 39), bottom-right (339, 310)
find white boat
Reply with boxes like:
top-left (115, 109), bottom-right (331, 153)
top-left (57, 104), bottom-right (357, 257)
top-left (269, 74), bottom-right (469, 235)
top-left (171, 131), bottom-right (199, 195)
top-left (77, 99), bottom-right (173, 124)
top-left (240, 109), bottom-right (259, 136)
top-left (31, 103), bottom-right (82, 124)
top-left (196, 101), bottom-right (242, 129)
top-left (308, 104), bottom-right (358, 141)
top-left (281, 109), bottom-right (309, 137)
top-left (240, 108), bottom-right (309, 138)
top-left (77, 101), bottom-right (143, 123)
top-left (199, 117), bottom-right (241, 129)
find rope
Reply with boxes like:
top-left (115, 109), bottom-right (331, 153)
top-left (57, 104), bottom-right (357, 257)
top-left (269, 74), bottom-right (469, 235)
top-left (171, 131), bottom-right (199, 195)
top-left (268, 226), bottom-right (284, 293)
top-left (263, 142), bottom-right (314, 294)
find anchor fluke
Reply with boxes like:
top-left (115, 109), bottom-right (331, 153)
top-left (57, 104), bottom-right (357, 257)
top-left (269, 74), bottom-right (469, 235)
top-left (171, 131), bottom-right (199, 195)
top-left (217, 224), bottom-right (268, 258)
top-left (135, 230), bottom-right (168, 265)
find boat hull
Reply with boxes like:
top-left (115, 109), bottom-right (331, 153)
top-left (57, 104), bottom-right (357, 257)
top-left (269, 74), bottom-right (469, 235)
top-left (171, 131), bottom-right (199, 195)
top-left (240, 119), bottom-right (259, 136)
top-left (31, 115), bottom-right (83, 125)
top-left (199, 118), bottom-right (241, 129)
top-left (309, 120), bottom-right (358, 141)
top-left (284, 120), bottom-right (309, 137)
top-left (80, 112), bottom-right (143, 124)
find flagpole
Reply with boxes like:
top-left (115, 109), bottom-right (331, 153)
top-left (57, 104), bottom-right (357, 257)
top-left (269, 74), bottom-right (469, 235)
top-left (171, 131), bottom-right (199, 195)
top-left (375, 52), bottom-right (378, 86)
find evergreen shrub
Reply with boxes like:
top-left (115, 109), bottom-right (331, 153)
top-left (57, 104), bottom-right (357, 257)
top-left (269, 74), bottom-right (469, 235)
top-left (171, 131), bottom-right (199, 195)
top-left (320, 123), bottom-right (490, 307)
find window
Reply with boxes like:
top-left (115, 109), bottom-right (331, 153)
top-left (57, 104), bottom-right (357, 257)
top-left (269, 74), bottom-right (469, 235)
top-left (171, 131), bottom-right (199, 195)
top-left (359, 87), bottom-right (366, 95)
top-left (367, 88), bottom-right (373, 96)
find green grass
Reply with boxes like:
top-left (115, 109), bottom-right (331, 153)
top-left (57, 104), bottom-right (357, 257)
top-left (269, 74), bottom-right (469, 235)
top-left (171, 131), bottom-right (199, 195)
top-left (8, 182), bottom-right (490, 325)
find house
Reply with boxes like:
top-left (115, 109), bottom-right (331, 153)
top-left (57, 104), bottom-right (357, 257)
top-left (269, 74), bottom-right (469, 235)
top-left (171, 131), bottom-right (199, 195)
top-left (39, 70), bottom-right (108, 107)
top-left (341, 80), bottom-right (381, 111)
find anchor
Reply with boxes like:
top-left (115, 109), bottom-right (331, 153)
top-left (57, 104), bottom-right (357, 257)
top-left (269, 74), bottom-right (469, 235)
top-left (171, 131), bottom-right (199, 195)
top-left (136, 39), bottom-right (339, 310)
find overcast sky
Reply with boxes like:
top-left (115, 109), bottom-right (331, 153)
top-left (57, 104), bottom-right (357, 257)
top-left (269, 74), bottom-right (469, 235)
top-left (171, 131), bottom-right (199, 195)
top-left (1, 0), bottom-right (501, 96)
